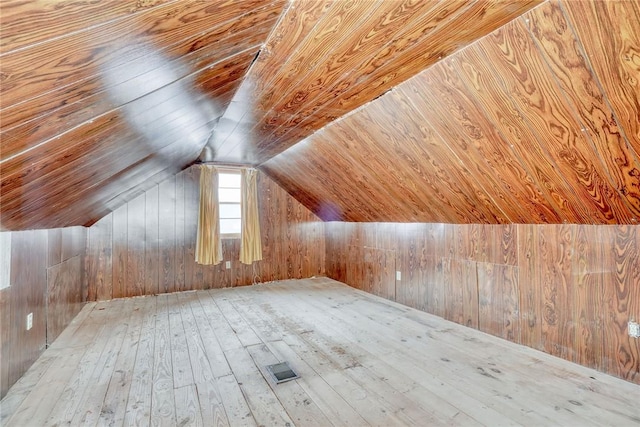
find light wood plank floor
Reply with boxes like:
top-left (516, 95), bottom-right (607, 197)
top-left (1, 278), bottom-right (639, 426)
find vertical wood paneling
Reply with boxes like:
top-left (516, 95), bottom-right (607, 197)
top-left (574, 225), bottom-right (604, 370)
top-left (2, 227), bottom-right (83, 398)
top-left (46, 255), bottom-right (83, 345)
top-left (0, 287), bottom-right (10, 397)
top-left (477, 262), bottom-right (503, 337)
top-left (601, 226), bottom-right (640, 383)
top-left (9, 230), bottom-right (47, 388)
top-left (518, 224), bottom-right (543, 350)
top-left (86, 214), bottom-right (113, 301)
top-left (85, 168), bottom-right (325, 299)
top-left (183, 168), bottom-right (201, 290)
top-left (47, 229), bottom-right (62, 268)
top-left (326, 222), bottom-right (639, 384)
top-left (363, 248), bottom-right (395, 301)
top-left (460, 260), bottom-right (479, 329)
top-left (112, 205), bottom-right (128, 299)
top-left (159, 177), bottom-right (176, 294)
top-left (127, 194), bottom-right (145, 297)
top-left (174, 172), bottom-right (186, 292)
top-left (539, 225), bottom-right (575, 361)
top-left (145, 186), bottom-right (159, 296)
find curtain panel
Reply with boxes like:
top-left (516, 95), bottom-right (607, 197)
top-left (240, 168), bottom-right (263, 264)
top-left (195, 164), bottom-right (223, 265)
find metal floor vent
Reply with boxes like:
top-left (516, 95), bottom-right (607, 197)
top-left (266, 362), bottom-right (299, 384)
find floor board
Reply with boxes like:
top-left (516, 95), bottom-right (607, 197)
top-left (1, 278), bottom-right (639, 426)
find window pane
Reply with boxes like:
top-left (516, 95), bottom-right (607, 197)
top-left (219, 173), bottom-right (241, 188)
top-left (219, 188), bottom-right (241, 203)
top-left (219, 203), bottom-right (240, 219)
top-left (220, 218), bottom-right (241, 235)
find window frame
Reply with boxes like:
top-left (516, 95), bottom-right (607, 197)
top-left (217, 168), bottom-right (242, 239)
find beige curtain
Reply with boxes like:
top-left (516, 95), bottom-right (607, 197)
top-left (196, 165), bottom-right (223, 265)
top-left (240, 168), bottom-right (263, 264)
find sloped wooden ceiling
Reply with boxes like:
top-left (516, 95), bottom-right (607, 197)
top-left (3, 0), bottom-right (638, 230)
top-left (0, 0), bottom-right (287, 230)
top-left (209, 0), bottom-right (541, 164)
top-left (262, 0), bottom-right (640, 224)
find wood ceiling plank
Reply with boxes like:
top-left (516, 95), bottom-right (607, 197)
top-left (559, 0), bottom-right (640, 181)
top-left (252, 0), bottom-right (380, 115)
top-left (342, 98), bottom-right (484, 223)
top-left (254, 0), bottom-right (543, 164)
top-left (0, 0), bottom-right (277, 110)
top-left (323, 122), bottom-right (447, 222)
top-left (403, 73), bottom-right (525, 223)
top-left (254, 0), bottom-right (464, 154)
top-left (0, 0), bottom-right (175, 55)
top-left (247, 0), bottom-right (333, 99)
top-left (1, 103), bottom-right (215, 214)
top-left (477, 19), bottom-right (635, 223)
top-left (416, 61), bottom-right (565, 223)
top-left (369, 91), bottom-right (510, 224)
top-left (322, 125), bottom-right (450, 223)
top-left (1, 44), bottom-right (261, 160)
top-left (1, 2), bottom-right (281, 133)
top-left (455, 47), bottom-right (590, 224)
top-left (261, 148), bottom-right (375, 222)
top-left (1, 138), bottom-right (202, 230)
top-left (253, 0), bottom-right (441, 142)
top-left (526, 1), bottom-right (640, 219)
top-left (238, 0), bottom-right (385, 149)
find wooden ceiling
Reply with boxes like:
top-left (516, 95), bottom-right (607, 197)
top-left (2, 0), bottom-right (639, 229)
top-left (263, 0), bottom-right (640, 224)
top-left (1, 0), bottom-right (286, 230)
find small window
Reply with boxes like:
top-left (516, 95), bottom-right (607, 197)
top-left (219, 171), bottom-right (241, 238)
top-left (0, 233), bottom-right (11, 290)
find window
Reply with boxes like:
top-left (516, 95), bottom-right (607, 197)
top-left (0, 233), bottom-right (11, 290)
top-left (219, 171), bottom-right (241, 237)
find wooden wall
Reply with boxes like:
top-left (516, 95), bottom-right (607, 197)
top-left (326, 222), bottom-right (640, 384)
top-left (0, 226), bottom-right (86, 399)
top-left (85, 167), bottom-right (325, 300)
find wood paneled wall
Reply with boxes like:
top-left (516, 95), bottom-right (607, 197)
top-left (85, 167), bottom-right (325, 300)
top-left (0, 226), bottom-right (86, 398)
top-left (325, 222), bottom-right (640, 384)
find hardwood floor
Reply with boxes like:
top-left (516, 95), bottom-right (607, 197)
top-left (1, 277), bottom-right (638, 426)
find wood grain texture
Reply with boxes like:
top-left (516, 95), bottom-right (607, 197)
top-left (1, 0), bottom-right (285, 231)
top-left (259, 0), bottom-right (638, 227)
top-left (326, 222), bottom-right (640, 384)
top-left (526, 1), bottom-right (640, 218)
top-left (84, 168), bottom-right (325, 298)
top-left (574, 225), bottom-right (604, 370)
top-left (1, 227), bottom-right (85, 399)
top-left (213, 0), bottom-right (542, 164)
top-left (454, 48), bottom-right (590, 224)
top-left (560, 0), bottom-right (640, 161)
top-left (601, 225), bottom-right (640, 383)
top-left (86, 214), bottom-right (113, 302)
top-left (269, 1), bottom-right (542, 162)
top-left (46, 256), bottom-right (84, 345)
top-left (480, 20), bottom-right (634, 223)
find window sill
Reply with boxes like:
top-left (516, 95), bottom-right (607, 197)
top-left (221, 233), bottom-right (241, 240)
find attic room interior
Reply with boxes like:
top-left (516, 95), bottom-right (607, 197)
top-left (1, 0), bottom-right (640, 425)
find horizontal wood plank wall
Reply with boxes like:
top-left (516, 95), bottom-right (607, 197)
top-left (0, 226), bottom-right (86, 399)
top-left (325, 222), bottom-right (640, 384)
top-left (85, 168), bottom-right (325, 300)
